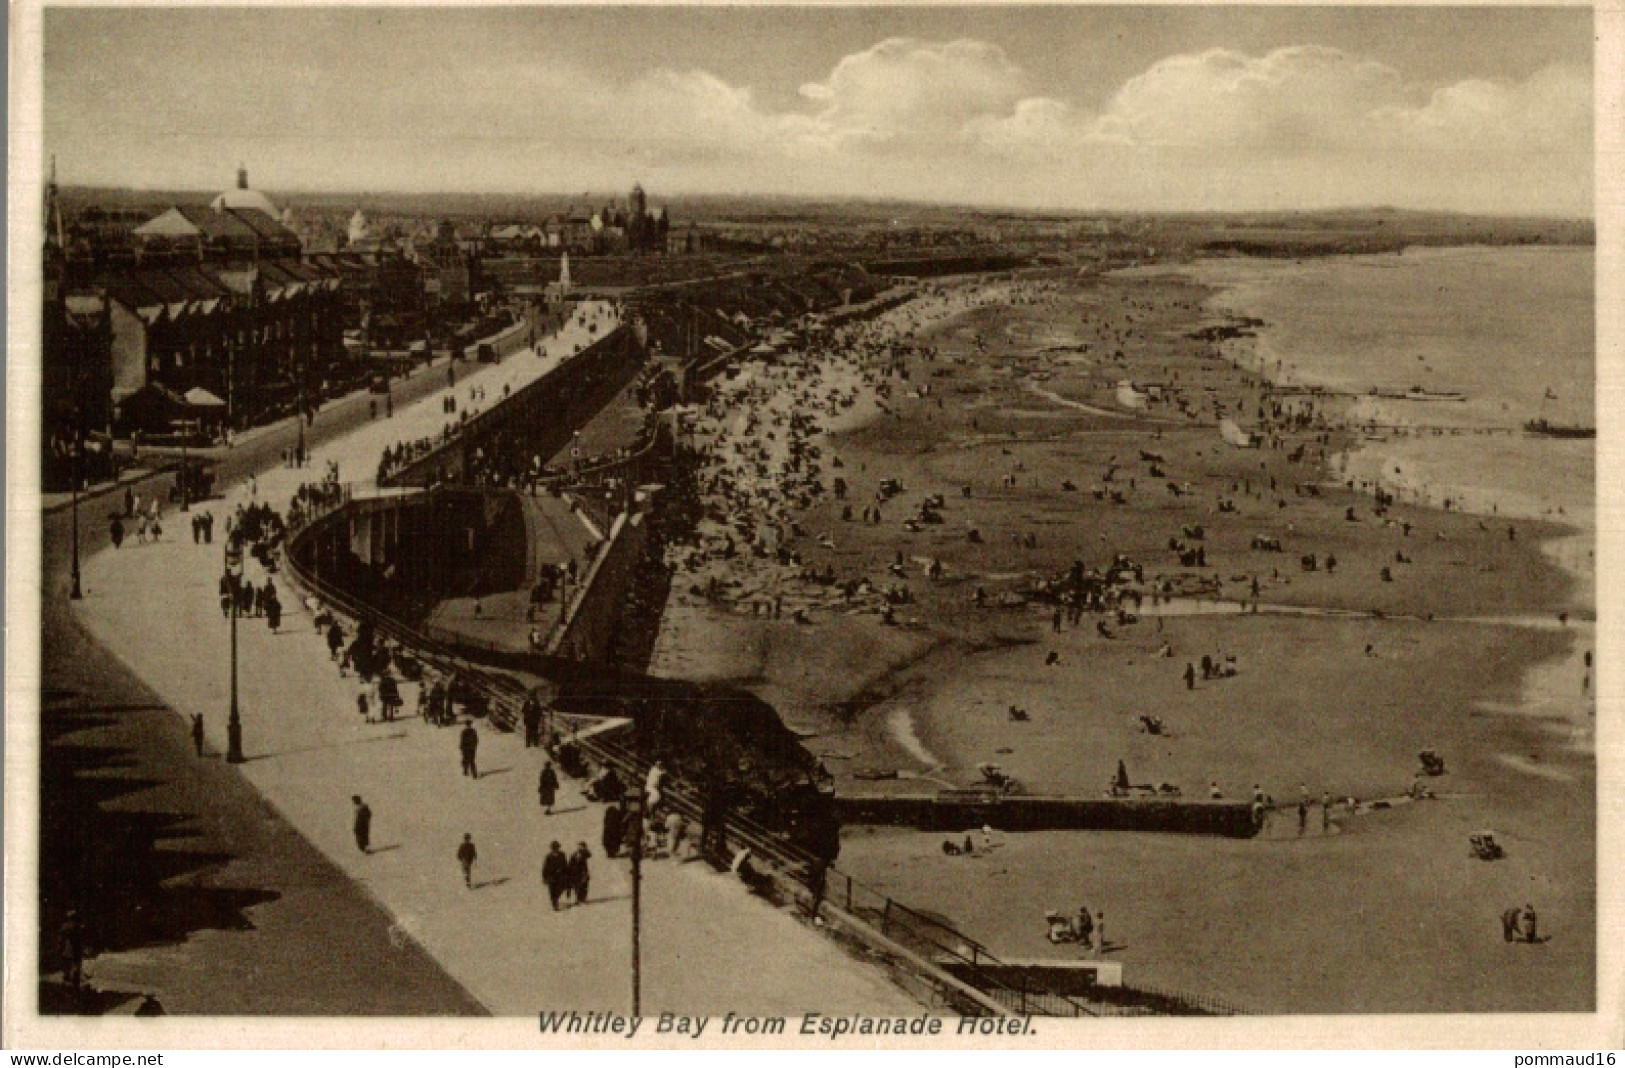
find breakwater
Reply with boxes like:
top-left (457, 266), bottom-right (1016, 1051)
top-left (836, 792), bottom-right (1259, 837)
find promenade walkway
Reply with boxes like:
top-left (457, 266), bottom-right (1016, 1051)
top-left (73, 303), bottom-right (916, 1015)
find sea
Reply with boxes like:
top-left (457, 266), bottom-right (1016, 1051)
top-left (1172, 246), bottom-right (1594, 608)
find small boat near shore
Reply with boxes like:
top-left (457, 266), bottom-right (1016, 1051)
top-left (1523, 418), bottom-right (1595, 439)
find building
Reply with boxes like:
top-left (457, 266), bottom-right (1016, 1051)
top-left (625, 183), bottom-right (669, 254)
top-left (49, 167), bottom-right (350, 437)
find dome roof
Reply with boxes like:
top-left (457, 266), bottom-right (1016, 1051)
top-left (211, 187), bottom-right (279, 217)
top-left (210, 167), bottom-right (277, 217)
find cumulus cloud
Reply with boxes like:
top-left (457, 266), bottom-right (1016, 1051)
top-left (798, 37), bottom-right (1029, 146)
top-left (47, 28), bottom-right (1593, 213)
top-left (956, 45), bottom-right (1593, 213)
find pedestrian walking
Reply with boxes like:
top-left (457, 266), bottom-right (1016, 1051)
top-left (377, 674), bottom-right (400, 721)
top-left (352, 796), bottom-right (372, 854)
top-left (191, 714), bottom-right (205, 757)
top-left (460, 722), bottom-right (479, 778)
top-left (1501, 906), bottom-right (1522, 942)
top-left (602, 801), bottom-right (625, 858)
top-left (1297, 799), bottom-right (1308, 836)
top-left (538, 761), bottom-right (559, 813)
top-left (1521, 904), bottom-right (1539, 943)
top-left (457, 833), bottom-right (477, 888)
top-left (1321, 792), bottom-right (1332, 832)
top-left (110, 515), bottom-right (124, 549)
top-left (357, 692), bottom-right (370, 723)
top-left (522, 695), bottom-right (543, 748)
top-left (568, 842), bottom-right (592, 904)
top-left (542, 840), bottom-right (569, 909)
top-left (1184, 662), bottom-right (1196, 690)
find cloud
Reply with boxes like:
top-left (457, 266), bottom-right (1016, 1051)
top-left (797, 37), bottom-right (1029, 146)
top-left (46, 29), bottom-right (1593, 214)
top-left (1085, 46), bottom-right (1407, 148)
top-left (956, 45), bottom-right (1592, 213)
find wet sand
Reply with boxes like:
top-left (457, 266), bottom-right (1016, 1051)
top-left (648, 266), bottom-right (1594, 1012)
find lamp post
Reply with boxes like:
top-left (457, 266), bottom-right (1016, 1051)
top-left (296, 347), bottom-right (308, 468)
top-left (628, 793), bottom-right (643, 1017)
top-left (69, 431), bottom-right (83, 600)
top-left (178, 419), bottom-right (191, 512)
top-left (224, 542), bottom-right (245, 764)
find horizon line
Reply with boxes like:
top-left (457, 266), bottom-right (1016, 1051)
top-left (55, 182), bottom-right (1597, 224)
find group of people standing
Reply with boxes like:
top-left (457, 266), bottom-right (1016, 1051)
top-left (108, 488), bottom-right (166, 548)
top-left (220, 570), bottom-right (282, 631)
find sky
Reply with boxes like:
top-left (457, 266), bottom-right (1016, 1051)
top-left (42, 6), bottom-right (1595, 215)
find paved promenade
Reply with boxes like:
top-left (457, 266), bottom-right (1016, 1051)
top-left (72, 305), bottom-right (916, 1015)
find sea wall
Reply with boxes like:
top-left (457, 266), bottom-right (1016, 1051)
top-left (547, 509), bottom-right (649, 663)
top-left (385, 325), bottom-right (644, 488)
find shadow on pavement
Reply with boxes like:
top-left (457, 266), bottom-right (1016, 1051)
top-left (39, 699), bottom-right (285, 1009)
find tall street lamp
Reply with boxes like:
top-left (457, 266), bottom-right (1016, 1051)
top-left (178, 418), bottom-right (191, 512)
top-left (224, 540), bottom-right (245, 764)
top-left (69, 430), bottom-right (83, 600)
top-left (629, 792), bottom-right (643, 1016)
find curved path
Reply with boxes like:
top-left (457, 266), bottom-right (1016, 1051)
top-left (70, 304), bottom-right (916, 1016)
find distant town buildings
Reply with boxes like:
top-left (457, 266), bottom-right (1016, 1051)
top-left (43, 167), bottom-right (347, 476)
top-left (40, 175), bottom-right (703, 487)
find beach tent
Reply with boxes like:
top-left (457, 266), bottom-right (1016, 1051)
top-left (1115, 381), bottom-right (1148, 410)
top-left (1220, 418), bottom-right (1260, 448)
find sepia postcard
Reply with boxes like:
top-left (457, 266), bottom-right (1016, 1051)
top-left (5, 0), bottom-right (1621, 1050)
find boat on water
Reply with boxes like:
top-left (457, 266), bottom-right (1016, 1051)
top-left (1523, 418), bottom-right (1595, 439)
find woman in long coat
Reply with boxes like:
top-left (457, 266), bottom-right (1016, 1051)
top-left (567, 842), bottom-right (592, 904)
top-left (538, 761), bottom-right (559, 814)
top-left (601, 801), bottom-right (625, 858)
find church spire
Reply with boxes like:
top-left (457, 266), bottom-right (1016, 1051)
top-left (44, 154), bottom-right (65, 252)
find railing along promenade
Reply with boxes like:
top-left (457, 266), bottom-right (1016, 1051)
top-left (377, 324), bottom-right (640, 490)
top-left (282, 493), bottom-right (1245, 1018)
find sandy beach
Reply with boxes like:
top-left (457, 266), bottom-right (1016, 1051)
top-left (645, 259), bottom-right (1594, 1012)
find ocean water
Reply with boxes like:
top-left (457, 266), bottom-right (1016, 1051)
top-left (1177, 246), bottom-right (1595, 532)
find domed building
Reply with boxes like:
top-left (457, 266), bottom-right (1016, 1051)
top-left (210, 164), bottom-right (280, 218)
top-left (108, 163), bottom-right (349, 435)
